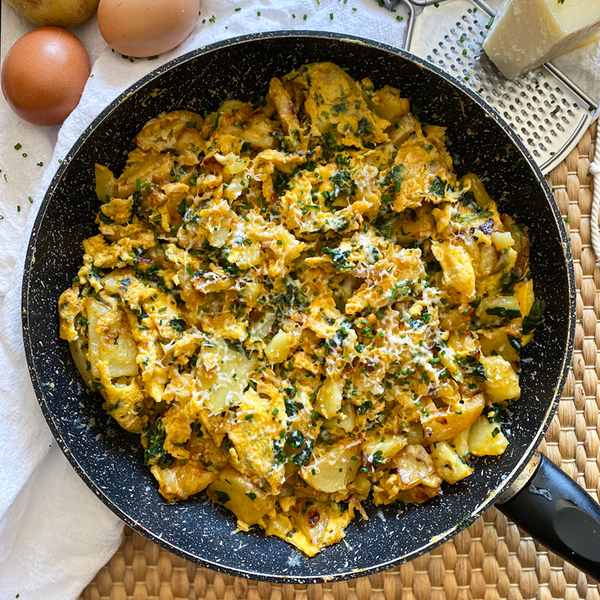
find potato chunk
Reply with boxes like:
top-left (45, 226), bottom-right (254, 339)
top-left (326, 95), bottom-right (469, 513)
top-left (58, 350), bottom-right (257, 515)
top-left (198, 340), bottom-right (258, 414)
top-left (300, 438), bottom-right (360, 493)
top-left (480, 355), bottom-right (521, 402)
top-left (422, 393), bottom-right (485, 442)
top-left (315, 377), bottom-right (343, 420)
top-left (84, 297), bottom-right (138, 379)
top-left (208, 467), bottom-right (274, 529)
top-left (431, 440), bottom-right (473, 484)
top-left (468, 415), bottom-right (509, 456)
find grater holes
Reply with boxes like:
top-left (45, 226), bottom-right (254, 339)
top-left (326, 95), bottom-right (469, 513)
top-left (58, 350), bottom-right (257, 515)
top-left (414, 4), bottom-right (594, 168)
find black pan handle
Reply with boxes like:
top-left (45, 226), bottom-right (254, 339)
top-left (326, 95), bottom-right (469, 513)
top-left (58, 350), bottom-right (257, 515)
top-left (497, 452), bottom-right (600, 582)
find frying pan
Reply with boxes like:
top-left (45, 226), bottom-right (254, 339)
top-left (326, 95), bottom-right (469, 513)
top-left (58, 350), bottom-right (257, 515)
top-left (22, 31), bottom-right (600, 583)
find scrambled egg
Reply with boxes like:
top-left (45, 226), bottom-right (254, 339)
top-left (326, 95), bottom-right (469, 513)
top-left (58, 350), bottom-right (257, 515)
top-left (58, 62), bottom-right (545, 556)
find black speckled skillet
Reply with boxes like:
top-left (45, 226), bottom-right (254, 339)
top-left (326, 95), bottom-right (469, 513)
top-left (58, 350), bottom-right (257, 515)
top-left (22, 31), bottom-right (600, 582)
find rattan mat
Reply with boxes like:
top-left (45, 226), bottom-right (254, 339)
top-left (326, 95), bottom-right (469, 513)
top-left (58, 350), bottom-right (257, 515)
top-left (79, 123), bottom-right (600, 600)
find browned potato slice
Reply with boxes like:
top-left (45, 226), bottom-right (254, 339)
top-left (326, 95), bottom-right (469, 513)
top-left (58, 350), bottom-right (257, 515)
top-left (300, 438), bottom-right (360, 493)
top-left (207, 467), bottom-right (274, 529)
top-left (422, 393), bottom-right (485, 442)
top-left (84, 297), bottom-right (138, 379)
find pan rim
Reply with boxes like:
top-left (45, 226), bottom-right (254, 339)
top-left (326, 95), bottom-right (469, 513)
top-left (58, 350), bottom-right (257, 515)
top-left (22, 29), bottom-right (577, 583)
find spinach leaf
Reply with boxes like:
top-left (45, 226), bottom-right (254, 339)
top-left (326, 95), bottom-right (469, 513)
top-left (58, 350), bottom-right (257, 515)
top-left (177, 198), bottom-right (188, 218)
top-left (429, 176), bottom-right (446, 196)
top-left (224, 339), bottom-right (252, 360)
top-left (501, 269), bottom-right (520, 293)
top-left (390, 164), bottom-right (406, 192)
top-left (486, 306), bottom-right (522, 320)
top-left (169, 318), bottom-right (186, 331)
top-left (327, 248), bottom-right (352, 270)
top-left (144, 419), bottom-right (174, 469)
top-left (292, 444), bottom-right (313, 466)
top-left (98, 209), bottom-right (114, 225)
top-left (358, 400), bottom-right (373, 415)
top-left (284, 396), bottom-right (303, 417)
top-left (213, 491), bottom-right (231, 504)
top-left (507, 335), bottom-right (522, 355)
top-left (286, 430), bottom-right (306, 449)
top-left (356, 116), bottom-right (372, 136)
top-left (522, 299), bottom-right (546, 334)
top-left (273, 171), bottom-right (291, 196)
top-left (460, 191), bottom-right (482, 214)
top-left (331, 170), bottom-right (356, 199)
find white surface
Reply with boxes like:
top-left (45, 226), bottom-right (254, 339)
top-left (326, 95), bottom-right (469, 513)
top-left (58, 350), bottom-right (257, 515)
top-left (483, 0), bottom-right (600, 79)
top-left (0, 0), bottom-right (599, 598)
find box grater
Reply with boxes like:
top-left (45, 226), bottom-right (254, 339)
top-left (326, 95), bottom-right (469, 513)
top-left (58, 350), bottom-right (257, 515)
top-left (380, 0), bottom-right (597, 174)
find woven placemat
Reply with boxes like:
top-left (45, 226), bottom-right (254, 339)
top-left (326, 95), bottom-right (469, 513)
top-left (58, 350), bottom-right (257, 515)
top-left (79, 123), bottom-right (600, 600)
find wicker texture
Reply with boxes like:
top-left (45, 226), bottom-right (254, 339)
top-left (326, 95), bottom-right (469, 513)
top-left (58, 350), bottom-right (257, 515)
top-left (79, 123), bottom-right (600, 600)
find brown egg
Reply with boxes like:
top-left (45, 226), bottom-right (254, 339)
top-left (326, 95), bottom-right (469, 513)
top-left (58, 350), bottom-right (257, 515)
top-left (98, 0), bottom-right (199, 58)
top-left (1, 27), bottom-right (91, 127)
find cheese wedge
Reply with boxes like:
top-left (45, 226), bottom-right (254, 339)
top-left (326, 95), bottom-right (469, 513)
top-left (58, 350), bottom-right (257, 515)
top-left (483, 0), bottom-right (600, 79)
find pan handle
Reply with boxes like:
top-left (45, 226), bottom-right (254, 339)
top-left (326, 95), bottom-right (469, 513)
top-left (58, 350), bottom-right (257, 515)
top-left (496, 452), bottom-right (600, 582)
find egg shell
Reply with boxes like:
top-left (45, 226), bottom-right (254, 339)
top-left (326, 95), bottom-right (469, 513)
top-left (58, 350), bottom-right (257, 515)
top-left (1, 27), bottom-right (91, 127)
top-left (98, 0), bottom-right (199, 58)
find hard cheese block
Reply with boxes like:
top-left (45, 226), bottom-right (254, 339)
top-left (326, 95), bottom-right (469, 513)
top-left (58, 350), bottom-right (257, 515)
top-left (483, 0), bottom-right (600, 79)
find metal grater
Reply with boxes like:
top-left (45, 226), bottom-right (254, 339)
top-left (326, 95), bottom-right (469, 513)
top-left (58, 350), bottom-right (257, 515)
top-left (380, 0), bottom-right (596, 174)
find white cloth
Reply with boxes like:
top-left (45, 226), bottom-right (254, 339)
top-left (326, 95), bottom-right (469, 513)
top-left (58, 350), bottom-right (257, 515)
top-left (0, 1), bottom-right (598, 598)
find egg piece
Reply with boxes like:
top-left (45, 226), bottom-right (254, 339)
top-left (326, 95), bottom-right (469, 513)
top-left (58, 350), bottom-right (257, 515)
top-left (1, 27), bottom-right (91, 127)
top-left (98, 0), bottom-right (199, 58)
